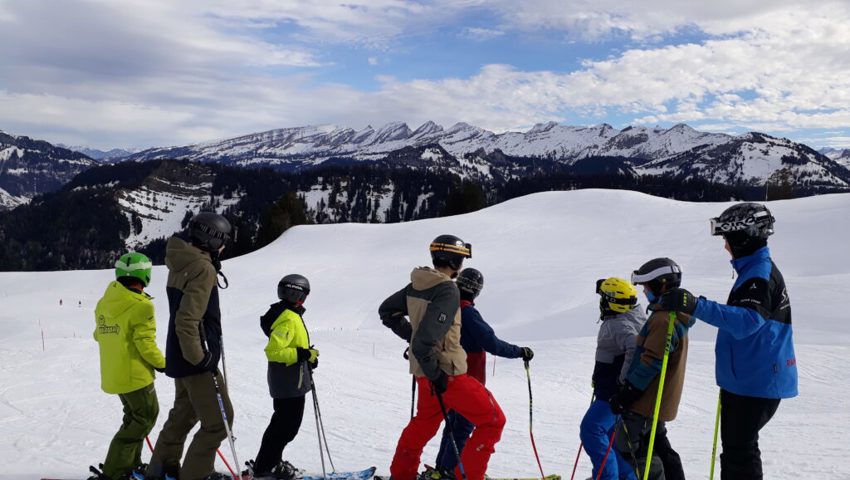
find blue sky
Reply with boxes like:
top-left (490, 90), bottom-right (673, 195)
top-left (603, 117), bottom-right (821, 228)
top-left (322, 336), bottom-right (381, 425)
top-left (0, 0), bottom-right (848, 150)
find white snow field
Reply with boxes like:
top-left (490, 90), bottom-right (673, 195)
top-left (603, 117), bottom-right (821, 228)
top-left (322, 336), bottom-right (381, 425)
top-left (1, 189), bottom-right (848, 479)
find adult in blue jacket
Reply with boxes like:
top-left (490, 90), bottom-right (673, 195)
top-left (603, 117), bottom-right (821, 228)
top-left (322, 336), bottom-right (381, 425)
top-left (432, 268), bottom-right (533, 478)
top-left (653, 202), bottom-right (797, 480)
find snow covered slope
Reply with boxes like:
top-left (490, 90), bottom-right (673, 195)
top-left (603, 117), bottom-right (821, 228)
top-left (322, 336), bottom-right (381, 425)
top-left (0, 190), bottom-right (848, 479)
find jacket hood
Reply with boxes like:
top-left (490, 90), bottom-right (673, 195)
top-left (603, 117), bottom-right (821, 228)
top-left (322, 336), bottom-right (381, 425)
top-left (99, 281), bottom-right (151, 317)
top-left (730, 246), bottom-right (771, 273)
top-left (410, 266), bottom-right (452, 290)
top-left (165, 234), bottom-right (211, 272)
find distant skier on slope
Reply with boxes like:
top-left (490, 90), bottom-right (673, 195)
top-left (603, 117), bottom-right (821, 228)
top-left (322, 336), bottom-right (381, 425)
top-left (652, 203), bottom-right (798, 480)
top-left (91, 251), bottom-right (165, 480)
top-left (379, 235), bottom-right (505, 480)
top-left (247, 274), bottom-right (318, 480)
top-left (146, 212), bottom-right (234, 480)
top-left (425, 268), bottom-right (533, 479)
top-left (579, 277), bottom-right (645, 480)
top-left (609, 258), bottom-right (694, 480)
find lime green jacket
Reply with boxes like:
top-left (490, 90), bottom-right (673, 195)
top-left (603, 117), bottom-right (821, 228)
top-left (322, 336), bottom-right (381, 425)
top-left (264, 307), bottom-right (313, 398)
top-left (94, 281), bottom-right (166, 394)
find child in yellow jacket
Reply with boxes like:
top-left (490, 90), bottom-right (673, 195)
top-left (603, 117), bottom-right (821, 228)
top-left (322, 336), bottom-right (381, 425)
top-left (93, 252), bottom-right (165, 480)
top-left (250, 274), bottom-right (318, 480)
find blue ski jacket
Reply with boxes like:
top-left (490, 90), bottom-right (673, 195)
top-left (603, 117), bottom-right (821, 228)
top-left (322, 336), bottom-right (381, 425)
top-left (693, 247), bottom-right (798, 399)
top-left (459, 301), bottom-right (522, 358)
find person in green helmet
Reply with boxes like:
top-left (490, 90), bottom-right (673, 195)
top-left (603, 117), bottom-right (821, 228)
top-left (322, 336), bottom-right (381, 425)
top-left (92, 252), bottom-right (166, 480)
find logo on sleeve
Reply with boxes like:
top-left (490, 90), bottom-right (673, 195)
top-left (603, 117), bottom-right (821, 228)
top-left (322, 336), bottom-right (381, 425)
top-left (438, 313), bottom-right (447, 324)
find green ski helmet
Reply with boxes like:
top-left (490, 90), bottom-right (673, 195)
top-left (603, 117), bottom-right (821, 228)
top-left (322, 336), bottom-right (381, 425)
top-left (115, 251), bottom-right (153, 287)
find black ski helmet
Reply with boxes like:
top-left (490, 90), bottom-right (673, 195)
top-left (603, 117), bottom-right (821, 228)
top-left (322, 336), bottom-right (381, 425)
top-left (456, 268), bottom-right (484, 300)
top-left (278, 274), bottom-right (310, 305)
top-left (710, 202), bottom-right (774, 258)
top-left (429, 234), bottom-right (472, 270)
top-left (188, 212), bottom-right (232, 252)
top-left (631, 258), bottom-right (682, 296)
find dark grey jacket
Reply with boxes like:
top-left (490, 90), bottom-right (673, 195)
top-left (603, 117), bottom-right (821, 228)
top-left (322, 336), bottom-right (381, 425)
top-left (592, 306), bottom-right (646, 400)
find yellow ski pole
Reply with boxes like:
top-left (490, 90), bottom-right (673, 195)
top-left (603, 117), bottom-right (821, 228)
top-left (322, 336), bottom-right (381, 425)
top-left (642, 311), bottom-right (676, 480)
top-left (709, 391), bottom-right (722, 480)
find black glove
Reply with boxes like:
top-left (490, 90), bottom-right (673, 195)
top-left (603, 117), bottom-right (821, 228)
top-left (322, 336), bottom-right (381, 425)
top-left (609, 382), bottom-right (643, 414)
top-left (296, 346), bottom-right (319, 364)
top-left (520, 346), bottom-right (534, 362)
top-left (650, 287), bottom-right (699, 314)
top-left (195, 351), bottom-right (216, 372)
top-left (154, 366), bottom-right (166, 373)
top-left (431, 372), bottom-right (449, 395)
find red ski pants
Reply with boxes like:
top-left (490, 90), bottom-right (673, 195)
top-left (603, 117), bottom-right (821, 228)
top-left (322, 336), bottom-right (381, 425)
top-left (390, 374), bottom-right (506, 480)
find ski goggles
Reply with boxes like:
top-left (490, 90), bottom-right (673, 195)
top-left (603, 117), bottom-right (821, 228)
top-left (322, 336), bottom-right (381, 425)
top-left (430, 241), bottom-right (472, 258)
top-left (631, 264), bottom-right (681, 285)
top-left (709, 210), bottom-right (772, 236)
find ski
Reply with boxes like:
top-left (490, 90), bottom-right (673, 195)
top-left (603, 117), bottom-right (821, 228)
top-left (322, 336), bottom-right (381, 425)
top-left (297, 467), bottom-right (376, 480)
top-left (374, 474), bottom-right (560, 480)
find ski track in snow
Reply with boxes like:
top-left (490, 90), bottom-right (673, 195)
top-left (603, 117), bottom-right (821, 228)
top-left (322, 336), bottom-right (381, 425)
top-left (1, 189), bottom-right (848, 479)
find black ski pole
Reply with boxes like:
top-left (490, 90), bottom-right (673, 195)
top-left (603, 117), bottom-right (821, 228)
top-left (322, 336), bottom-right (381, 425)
top-left (436, 390), bottom-right (467, 480)
top-left (410, 375), bottom-right (416, 420)
top-left (311, 378), bottom-right (336, 472)
top-left (311, 386), bottom-right (327, 480)
top-left (524, 360), bottom-right (546, 480)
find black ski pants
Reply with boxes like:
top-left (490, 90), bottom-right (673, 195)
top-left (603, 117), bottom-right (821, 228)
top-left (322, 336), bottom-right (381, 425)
top-left (254, 395), bottom-right (307, 474)
top-left (615, 412), bottom-right (685, 480)
top-left (720, 389), bottom-right (781, 480)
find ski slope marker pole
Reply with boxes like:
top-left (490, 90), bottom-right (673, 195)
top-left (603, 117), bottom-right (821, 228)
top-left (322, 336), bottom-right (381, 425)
top-left (641, 312), bottom-right (677, 480)
top-left (437, 389), bottom-right (468, 480)
top-left (524, 360), bottom-right (546, 480)
top-left (595, 429), bottom-right (617, 480)
top-left (211, 372), bottom-right (241, 480)
top-left (709, 391), bottom-right (721, 480)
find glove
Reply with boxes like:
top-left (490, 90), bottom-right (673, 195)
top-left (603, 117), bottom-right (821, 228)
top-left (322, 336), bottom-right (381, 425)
top-left (296, 347), bottom-right (319, 364)
top-left (609, 382), bottom-right (643, 414)
top-left (431, 372), bottom-right (449, 395)
top-left (195, 351), bottom-right (216, 372)
top-left (520, 346), bottom-right (534, 362)
top-left (650, 287), bottom-right (699, 314)
top-left (154, 366), bottom-right (166, 373)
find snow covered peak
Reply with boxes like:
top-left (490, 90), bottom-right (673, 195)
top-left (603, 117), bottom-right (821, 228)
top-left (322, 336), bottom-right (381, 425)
top-left (411, 121), bottom-right (444, 138)
top-left (527, 121), bottom-right (560, 134)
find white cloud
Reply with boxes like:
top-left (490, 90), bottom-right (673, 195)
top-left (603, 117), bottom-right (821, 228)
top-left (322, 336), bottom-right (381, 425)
top-left (368, 57), bottom-right (379, 66)
top-left (461, 27), bottom-right (505, 41)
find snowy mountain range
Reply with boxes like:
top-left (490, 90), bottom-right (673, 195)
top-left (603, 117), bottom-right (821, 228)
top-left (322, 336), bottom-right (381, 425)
top-left (2, 189), bottom-right (849, 479)
top-left (0, 131), bottom-right (96, 209)
top-left (125, 121), bottom-right (850, 192)
top-left (820, 147), bottom-right (850, 169)
top-left (61, 145), bottom-right (140, 161)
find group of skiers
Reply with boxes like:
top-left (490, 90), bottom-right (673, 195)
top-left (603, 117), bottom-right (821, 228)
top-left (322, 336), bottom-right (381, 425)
top-left (91, 201), bottom-right (797, 480)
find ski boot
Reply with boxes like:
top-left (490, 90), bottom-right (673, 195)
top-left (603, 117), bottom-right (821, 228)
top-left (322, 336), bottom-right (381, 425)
top-left (419, 465), bottom-right (456, 480)
top-left (251, 460), bottom-right (301, 480)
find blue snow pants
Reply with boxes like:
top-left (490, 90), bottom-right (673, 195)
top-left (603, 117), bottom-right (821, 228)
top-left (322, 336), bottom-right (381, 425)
top-left (435, 410), bottom-right (476, 472)
top-left (580, 399), bottom-right (636, 480)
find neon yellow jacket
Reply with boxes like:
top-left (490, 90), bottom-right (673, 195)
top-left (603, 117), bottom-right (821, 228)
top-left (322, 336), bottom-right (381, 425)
top-left (94, 281), bottom-right (166, 394)
top-left (265, 308), bottom-right (310, 365)
top-left (264, 307), bottom-right (313, 398)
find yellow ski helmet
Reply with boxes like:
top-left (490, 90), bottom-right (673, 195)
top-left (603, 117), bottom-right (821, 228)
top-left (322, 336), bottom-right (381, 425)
top-left (596, 277), bottom-right (638, 314)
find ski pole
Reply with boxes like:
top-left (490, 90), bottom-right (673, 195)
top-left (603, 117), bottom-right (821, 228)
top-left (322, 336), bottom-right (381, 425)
top-left (569, 394), bottom-right (595, 480)
top-left (145, 435), bottom-right (154, 454)
top-left (312, 387), bottom-right (327, 480)
top-left (211, 372), bottom-right (241, 480)
top-left (709, 391), bottom-right (722, 480)
top-left (411, 375), bottom-right (416, 420)
top-left (619, 418), bottom-right (643, 479)
top-left (437, 390), bottom-right (468, 480)
top-left (312, 378), bottom-right (336, 472)
top-left (641, 312), bottom-right (677, 480)
top-left (220, 335), bottom-right (230, 386)
top-left (524, 360), bottom-right (546, 480)
top-left (595, 429), bottom-right (617, 480)
top-left (217, 449), bottom-right (239, 479)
